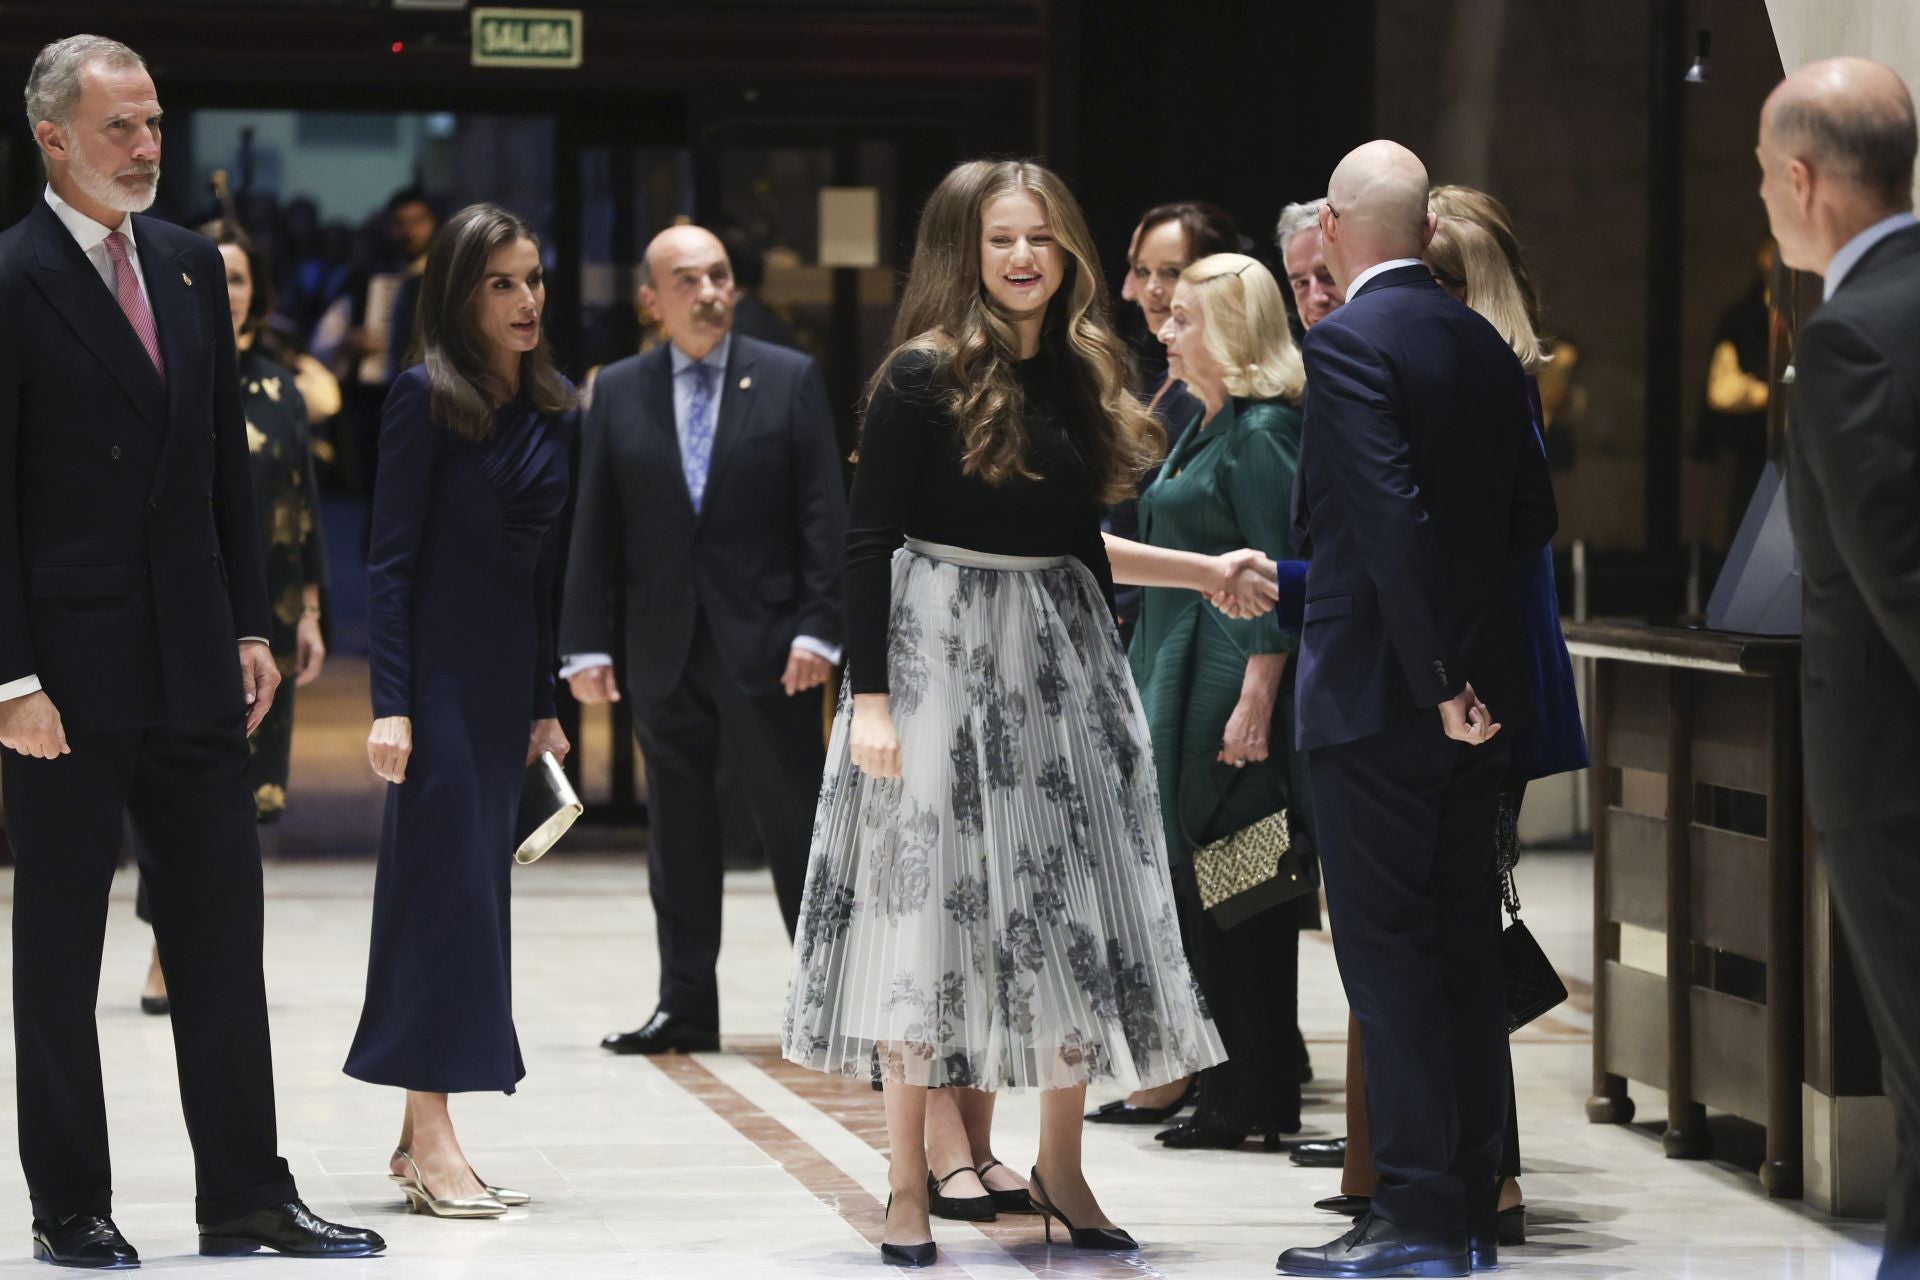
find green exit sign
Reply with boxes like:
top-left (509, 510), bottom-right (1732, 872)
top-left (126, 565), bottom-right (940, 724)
top-left (471, 7), bottom-right (583, 69)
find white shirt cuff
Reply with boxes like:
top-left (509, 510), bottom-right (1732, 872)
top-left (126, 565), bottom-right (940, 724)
top-left (792, 635), bottom-right (843, 666)
top-left (559, 652), bottom-right (614, 680)
top-left (0, 673), bottom-right (43, 703)
top-left (240, 636), bottom-right (270, 647)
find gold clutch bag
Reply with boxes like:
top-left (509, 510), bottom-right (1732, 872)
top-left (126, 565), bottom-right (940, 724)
top-left (514, 750), bottom-right (582, 865)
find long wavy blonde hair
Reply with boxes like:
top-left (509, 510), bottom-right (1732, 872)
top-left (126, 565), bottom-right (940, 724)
top-left (1180, 253), bottom-right (1305, 403)
top-left (870, 159), bottom-right (1162, 504)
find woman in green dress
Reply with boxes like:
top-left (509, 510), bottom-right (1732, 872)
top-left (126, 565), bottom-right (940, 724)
top-left (1130, 252), bottom-right (1314, 1148)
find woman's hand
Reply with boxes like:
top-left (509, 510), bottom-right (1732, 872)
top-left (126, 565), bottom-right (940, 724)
top-left (367, 715), bottom-right (413, 783)
top-left (850, 693), bottom-right (902, 779)
top-left (1209, 549), bottom-right (1280, 619)
top-left (1218, 693), bottom-right (1274, 766)
top-left (1219, 653), bottom-right (1287, 767)
top-left (294, 613), bottom-right (327, 687)
top-left (528, 717), bottom-right (570, 766)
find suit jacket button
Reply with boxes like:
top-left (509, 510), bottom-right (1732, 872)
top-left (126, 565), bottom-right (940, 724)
top-left (110, 445), bottom-right (122, 460)
top-left (147, 501), bottom-right (158, 514)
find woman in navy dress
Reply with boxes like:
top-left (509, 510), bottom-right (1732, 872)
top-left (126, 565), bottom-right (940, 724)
top-left (346, 204), bottom-right (576, 1219)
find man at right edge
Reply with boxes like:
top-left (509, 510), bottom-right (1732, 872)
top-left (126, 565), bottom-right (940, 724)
top-left (1759, 56), bottom-right (1920, 1280)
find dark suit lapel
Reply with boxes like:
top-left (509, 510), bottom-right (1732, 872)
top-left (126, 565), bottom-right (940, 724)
top-left (133, 217), bottom-right (202, 439)
top-left (640, 346), bottom-right (695, 516)
top-left (25, 201), bottom-right (167, 435)
top-left (699, 336), bottom-right (759, 517)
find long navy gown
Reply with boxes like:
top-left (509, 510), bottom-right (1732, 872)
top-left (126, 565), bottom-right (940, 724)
top-left (346, 365), bottom-right (575, 1094)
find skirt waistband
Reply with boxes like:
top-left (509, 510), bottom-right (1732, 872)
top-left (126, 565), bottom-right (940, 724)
top-left (903, 538), bottom-right (1072, 572)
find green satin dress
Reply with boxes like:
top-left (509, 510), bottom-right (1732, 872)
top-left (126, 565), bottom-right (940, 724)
top-left (1129, 395), bottom-right (1312, 868)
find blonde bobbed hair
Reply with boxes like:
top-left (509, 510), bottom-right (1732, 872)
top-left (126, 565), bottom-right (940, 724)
top-left (1424, 216), bottom-right (1550, 373)
top-left (1179, 253), bottom-right (1305, 404)
top-left (868, 159), bottom-right (1162, 504)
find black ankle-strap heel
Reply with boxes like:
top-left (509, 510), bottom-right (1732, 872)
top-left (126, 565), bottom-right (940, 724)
top-left (1027, 1169), bottom-right (1138, 1251)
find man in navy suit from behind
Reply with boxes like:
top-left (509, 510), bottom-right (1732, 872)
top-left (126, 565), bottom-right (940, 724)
top-left (1275, 141), bottom-right (1556, 1279)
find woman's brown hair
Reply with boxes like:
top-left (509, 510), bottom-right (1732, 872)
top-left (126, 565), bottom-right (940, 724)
top-left (872, 159), bottom-right (1161, 504)
top-left (416, 202), bottom-right (573, 442)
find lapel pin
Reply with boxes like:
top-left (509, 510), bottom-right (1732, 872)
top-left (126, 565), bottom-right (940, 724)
top-left (181, 271), bottom-right (192, 287)
top-left (739, 376), bottom-right (752, 391)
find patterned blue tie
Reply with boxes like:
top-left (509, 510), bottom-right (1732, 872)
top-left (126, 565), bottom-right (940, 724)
top-left (682, 360), bottom-right (718, 513)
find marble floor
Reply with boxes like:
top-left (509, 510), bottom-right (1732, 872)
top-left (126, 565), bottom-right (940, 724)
top-left (0, 851), bottom-right (1885, 1279)
top-left (0, 662), bottom-right (1892, 1277)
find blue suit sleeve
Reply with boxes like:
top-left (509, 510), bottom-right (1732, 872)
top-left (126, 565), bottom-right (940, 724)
top-left (1302, 321), bottom-right (1460, 704)
top-left (366, 370), bottom-right (442, 718)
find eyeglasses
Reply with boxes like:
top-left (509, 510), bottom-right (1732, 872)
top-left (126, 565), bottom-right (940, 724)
top-left (1323, 201), bottom-right (1342, 223)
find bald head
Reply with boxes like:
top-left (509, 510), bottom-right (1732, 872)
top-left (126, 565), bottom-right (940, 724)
top-left (1321, 140), bottom-right (1436, 290)
top-left (639, 223), bottom-right (734, 355)
top-left (1764, 57), bottom-right (1915, 203)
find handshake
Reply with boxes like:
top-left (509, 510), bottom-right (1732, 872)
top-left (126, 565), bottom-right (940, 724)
top-left (1206, 550), bottom-right (1303, 623)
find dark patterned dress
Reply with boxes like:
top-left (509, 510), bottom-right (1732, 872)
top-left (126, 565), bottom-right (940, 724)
top-left (239, 346), bottom-right (328, 822)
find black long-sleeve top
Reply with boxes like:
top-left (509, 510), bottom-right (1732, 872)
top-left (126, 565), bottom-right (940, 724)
top-left (845, 346), bottom-right (1117, 694)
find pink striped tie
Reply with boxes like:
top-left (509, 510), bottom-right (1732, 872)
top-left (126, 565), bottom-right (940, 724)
top-left (104, 231), bottom-right (165, 383)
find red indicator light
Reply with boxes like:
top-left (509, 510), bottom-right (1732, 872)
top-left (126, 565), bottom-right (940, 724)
top-left (391, 41), bottom-right (405, 54)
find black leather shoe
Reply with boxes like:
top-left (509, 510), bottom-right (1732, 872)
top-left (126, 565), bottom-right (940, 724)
top-left (1158, 1119), bottom-right (1254, 1150)
top-left (927, 1169), bottom-right (994, 1221)
top-left (1085, 1078), bottom-right (1195, 1125)
top-left (197, 1201), bottom-right (385, 1258)
top-left (1290, 1137), bottom-right (1347, 1168)
top-left (31, 1215), bottom-right (138, 1269)
top-left (1314, 1194), bottom-right (1371, 1216)
top-left (1276, 1214), bottom-right (1469, 1277)
top-left (1028, 1169), bottom-right (1137, 1251)
top-left (139, 996), bottom-right (169, 1017)
top-left (880, 1195), bottom-right (936, 1267)
top-left (1467, 1205), bottom-right (1521, 1271)
top-left (976, 1160), bottom-right (1034, 1215)
top-left (601, 1009), bottom-right (719, 1055)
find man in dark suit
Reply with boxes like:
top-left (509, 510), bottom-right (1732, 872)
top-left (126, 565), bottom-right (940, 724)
top-left (1274, 141), bottom-right (1556, 1278)
top-left (562, 224), bottom-right (847, 1055)
top-left (0, 36), bottom-right (381, 1266)
top-left (1760, 57), bottom-right (1920, 1278)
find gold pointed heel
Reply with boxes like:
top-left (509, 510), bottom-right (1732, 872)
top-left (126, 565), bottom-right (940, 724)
top-left (393, 1148), bottom-right (526, 1208)
top-left (392, 1151), bottom-right (508, 1219)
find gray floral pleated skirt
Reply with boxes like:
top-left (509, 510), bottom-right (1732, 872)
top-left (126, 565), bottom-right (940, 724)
top-left (782, 539), bottom-right (1226, 1092)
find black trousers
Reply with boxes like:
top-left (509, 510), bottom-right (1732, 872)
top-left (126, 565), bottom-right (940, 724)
top-left (1310, 719), bottom-right (1510, 1234)
top-left (1819, 815), bottom-right (1920, 1276)
top-left (1, 717), bottom-right (296, 1223)
top-left (630, 617), bottom-right (825, 1028)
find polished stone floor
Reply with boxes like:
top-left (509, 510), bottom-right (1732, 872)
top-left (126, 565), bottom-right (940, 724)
top-left (0, 662), bottom-right (1891, 1276)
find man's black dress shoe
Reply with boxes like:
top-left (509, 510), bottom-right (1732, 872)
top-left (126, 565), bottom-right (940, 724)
top-left (1290, 1137), bottom-right (1347, 1168)
top-left (1275, 1214), bottom-right (1468, 1277)
top-left (601, 1010), bottom-right (720, 1055)
top-left (197, 1201), bottom-right (385, 1258)
top-left (1314, 1194), bottom-right (1371, 1216)
top-left (31, 1215), bottom-right (138, 1269)
top-left (1085, 1078), bottom-right (1195, 1125)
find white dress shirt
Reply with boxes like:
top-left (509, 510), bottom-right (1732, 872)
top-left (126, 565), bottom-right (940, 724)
top-left (1344, 257), bottom-right (1428, 300)
top-left (1, 188), bottom-right (265, 706)
top-left (559, 332), bottom-right (841, 683)
top-left (1822, 211), bottom-right (1919, 300)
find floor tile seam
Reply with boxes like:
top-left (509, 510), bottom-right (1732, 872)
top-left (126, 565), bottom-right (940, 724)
top-left (741, 1054), bottom-right (1089, 1276)
top-left (648, 1053), bottom-right (990, 1278)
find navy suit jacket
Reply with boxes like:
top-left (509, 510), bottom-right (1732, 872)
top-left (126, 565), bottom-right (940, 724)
top-left (0, 198), bottom-right (270, 731)
top-left (559, 333), bottom-right (847, 699)
top-left (1290, 264), bottom-right (1557, 752)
